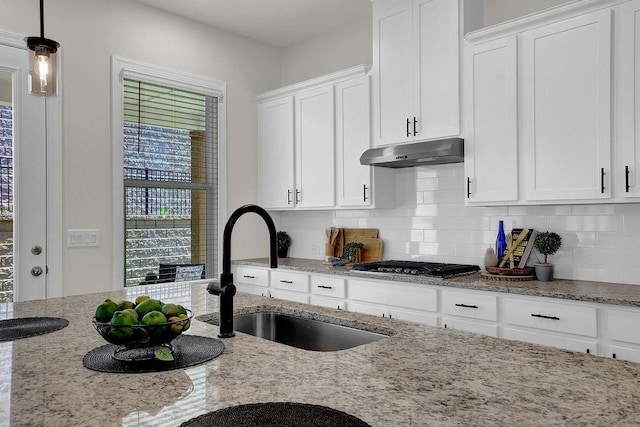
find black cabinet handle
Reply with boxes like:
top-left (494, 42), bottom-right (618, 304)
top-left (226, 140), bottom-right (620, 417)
top-left (317, 285), bottom-right (333, 289)
top-left (280, 280), bottom-right (293, 284)
top-left (601, 168), bottom-right (606, 193)
top-left (413, 117), bottom-right (417, 136)
top-left (287, 189), bottom-right (292, 205)
top-left (531, 313), bottom-right (560, 320)
top-left (406, 118), bottom-right (410, 137)
top-left (455, 303), bottom-right (478, 309)
top-left (363, 184), bottom-right (368, 202)
top-left (243, 275), bottom-right (255, 279)
top-left (466, 177), bottom-right (471, 198)
top-left (626, 166), bottom-right (630, 193)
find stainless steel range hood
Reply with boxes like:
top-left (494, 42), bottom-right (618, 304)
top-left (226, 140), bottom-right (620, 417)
top-left (360, 137), bottom-right (464, 168)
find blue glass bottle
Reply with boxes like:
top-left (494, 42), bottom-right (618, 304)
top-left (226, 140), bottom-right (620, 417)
top-left (496, 221), bottom-right (507, 264)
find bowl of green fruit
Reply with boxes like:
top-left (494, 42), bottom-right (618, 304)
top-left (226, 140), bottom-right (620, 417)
top-left (92, 295), bottom-right (192, 350)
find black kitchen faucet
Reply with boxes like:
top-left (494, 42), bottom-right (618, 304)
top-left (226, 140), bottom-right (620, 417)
top-left (207, 204), bottom-right (278, 338)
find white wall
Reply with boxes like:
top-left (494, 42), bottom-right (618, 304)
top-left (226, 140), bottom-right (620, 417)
top-left (0, 0), bottom-right (281, 296)
top-left (281, 163), bottom-right (640, 286)
top-left (280, 15), bottom-right (372, 86)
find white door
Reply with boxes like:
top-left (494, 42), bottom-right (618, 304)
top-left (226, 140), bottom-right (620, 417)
top-left (372, 0), bottom-right (413, 146)
top-left (619, 0), bottom-right (640, 198)
top-left (294, 86), bottom-right (335, 208)
top-left (258, 96), bottom-right (295, 209)
top-left (336, 76), bottom-right (372, 207)
top-left (414, 0), bottom-right (460, 140)
top-left (0, 42), bottom-right (48, 302)
top-left (465, 36), bottom-right (518, 203)
top-left (521, 9), bottom-right (612, 201)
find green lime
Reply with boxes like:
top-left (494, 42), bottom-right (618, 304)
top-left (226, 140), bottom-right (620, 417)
top-left (135, 298), bottom-right (162, 317)
top-left (110, 310), bottom-right (138, 340)
top-left (135, 295), bottom-right (151, 305)
top-left (95, 300), bottom-right (119, 322)
top-left (119, 300), bottom-right (135, 310)
top-left (176, 305), bottom-right (188, 316)
top-left (161, 303), bottom-right (180, 318)
top-left (141, 310), bottom-right (167, 326)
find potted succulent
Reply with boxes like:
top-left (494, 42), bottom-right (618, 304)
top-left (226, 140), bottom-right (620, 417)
top-left (342, 242), bottom-right (365, 263)
top-left (533, 231), bottom-right (562, 282)
top-left (277, 231), bottom-right (291, 258)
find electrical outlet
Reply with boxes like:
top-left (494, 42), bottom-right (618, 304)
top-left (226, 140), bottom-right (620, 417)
top-left (310, 245), bottom-right (320, 255)
top-left (67, 229), bottom-right (100, 248)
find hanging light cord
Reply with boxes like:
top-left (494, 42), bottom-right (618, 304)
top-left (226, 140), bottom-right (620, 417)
top-left (39, 0), bottom-right (45, 38)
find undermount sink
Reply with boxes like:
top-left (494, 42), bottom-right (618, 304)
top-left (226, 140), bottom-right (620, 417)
top-left (231, 312), bottom-right (389, 352)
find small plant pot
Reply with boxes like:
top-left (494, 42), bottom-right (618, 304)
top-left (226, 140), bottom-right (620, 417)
top-left (277, 247), bottom-right (289, 258)
top-left (534, 263), bottom-right (554, 282)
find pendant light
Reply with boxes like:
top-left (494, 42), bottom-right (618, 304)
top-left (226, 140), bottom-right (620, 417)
top-left (25, 0), bottom-right (60, 96)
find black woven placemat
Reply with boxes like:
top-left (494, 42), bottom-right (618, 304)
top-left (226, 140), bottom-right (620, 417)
top-left (0, 317), bottom-right (69, 342)
top-left (181, 402), bottom-right (371, 427)
top-left (83, 335), bottom-right (224, 373)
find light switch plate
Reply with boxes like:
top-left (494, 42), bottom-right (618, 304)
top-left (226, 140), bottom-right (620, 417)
top-left (67, 229), bottom-right (100, 247)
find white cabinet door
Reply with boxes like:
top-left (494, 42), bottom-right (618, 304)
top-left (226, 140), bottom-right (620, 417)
top-left (521, 9), bottom-right (612, 201)
top-left (295, 86), bottom-right (335, 208)
top-left (465, 36), bottom-right (518, 203)
top-left (372, 0), bottom-right (414, 146)
top-left (258, 96), bottom-right (295, 209)
top-left (336, 76), bottom-right (373, 207)
top-left (619, 0), bottom-right (640, 198)
top-left (413, 0), bottom-right (460, 140)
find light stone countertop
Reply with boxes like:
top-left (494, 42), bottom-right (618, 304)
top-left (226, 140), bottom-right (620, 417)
top-left (1, 281), bottom-right (640, 426)
top-left (235, 258), bottom-right (640, 307)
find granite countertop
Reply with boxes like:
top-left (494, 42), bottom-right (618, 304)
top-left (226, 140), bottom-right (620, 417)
top-left (235, 258), bottom-right (640, 307)
top-left (2, 282), bottom-right (640, 426)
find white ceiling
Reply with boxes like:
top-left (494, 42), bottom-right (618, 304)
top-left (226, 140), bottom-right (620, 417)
top-left (131, 0), bottom-right (372, 47)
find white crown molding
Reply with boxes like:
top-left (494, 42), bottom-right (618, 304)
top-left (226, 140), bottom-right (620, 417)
top-left (466, 0), bottom-right (624, 44)
top-left (256, 64), bottom-right (372, 102)
top-left (0, 30), bottom-right (27, 50)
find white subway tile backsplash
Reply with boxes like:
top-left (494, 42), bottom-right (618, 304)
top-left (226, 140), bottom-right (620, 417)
top-left (279, 165), bottom-right (640, 285)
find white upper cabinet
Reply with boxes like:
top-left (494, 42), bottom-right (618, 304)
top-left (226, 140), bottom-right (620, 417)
top-left (295, 86), bottom-right (335, 208)
top-left (521, 9), bottom-right (612, 202)
top-left (258, 96), bottom-right (295, 209)
top-left (464, 36), bottom-right (518, 203)
top-left (619, 0), bottom-right (640, 198)
top-left (335, 76), bottom-right (373, 207)
top-left (372, 0), bottom-right (460, 146)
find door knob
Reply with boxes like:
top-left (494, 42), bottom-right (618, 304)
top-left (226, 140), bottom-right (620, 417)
top-left (31, 266), bottom-right (43, 277)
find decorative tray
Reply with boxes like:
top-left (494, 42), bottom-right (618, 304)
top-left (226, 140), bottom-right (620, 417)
top-left (485, 266), bottom-right (535, 276)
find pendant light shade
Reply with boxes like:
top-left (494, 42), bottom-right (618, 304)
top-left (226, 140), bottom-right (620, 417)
top-left (25, 0), bottom-right (60, 96)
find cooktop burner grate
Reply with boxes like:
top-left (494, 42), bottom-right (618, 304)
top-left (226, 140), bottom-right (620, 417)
top-left (351, 260), bottom-right (480, 278)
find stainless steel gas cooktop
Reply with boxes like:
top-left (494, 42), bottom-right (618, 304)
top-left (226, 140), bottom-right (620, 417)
top-left (351, 260), bottom-right (480, 278)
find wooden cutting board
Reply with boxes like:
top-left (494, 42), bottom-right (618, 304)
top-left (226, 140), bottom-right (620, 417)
top-left (359, 237), bottom-right (383, 262)
top-left (343, 228), bottom-right (379, 241)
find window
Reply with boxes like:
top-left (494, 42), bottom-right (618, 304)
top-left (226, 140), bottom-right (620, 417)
top-left (112, 57), bottom-right (226, 288)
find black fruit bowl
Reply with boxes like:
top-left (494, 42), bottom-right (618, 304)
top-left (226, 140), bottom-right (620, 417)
top-left (92, 309), bottom-right (193, 348)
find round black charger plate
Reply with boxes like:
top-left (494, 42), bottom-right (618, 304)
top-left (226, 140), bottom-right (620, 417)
top-left (83, 335), bottom-right (224, 373)
top-left (0, 317), bottom-right (69, 342)
top-left (181, 402), bottom-right (371, 427)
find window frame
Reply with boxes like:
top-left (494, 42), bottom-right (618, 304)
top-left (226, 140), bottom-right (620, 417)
top-left (111, 56), bottom-right (227, 290)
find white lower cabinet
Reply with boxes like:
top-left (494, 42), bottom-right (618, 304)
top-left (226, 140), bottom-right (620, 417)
top-left (234, 266), bottom-right (269, 296)
top-left (502, 328), bottom-right (597, 355)
top-left (232, 265), bottom-right (640, 363)
top-left (442, 317), bottom-right (498, 337)
top-left (348, 279), bottom-right (438, 326)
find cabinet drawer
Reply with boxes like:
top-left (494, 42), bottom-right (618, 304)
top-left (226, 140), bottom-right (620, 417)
top-left (235, 266), bottom-right (268, 287)
top-left (269, 288), bottom-right (309, 304)
top-left (442, 317), bottom-right (498, 337)
top-left (503, 328), bottom-right (596, 355)
top-left (310, 275), bottom-right (345, 298)
top-left (309, 295), bottom-right (347, 311)
top-left (502, 297), bottom-right (597, 337)
top-left (441, 290), bottom-right (497, 321)
top-left (270, 270), bottom-right (309, 293)
top-left (607, 308), bottom-right (640, 344)
top-left (349, 279), bottom-right (437, 312)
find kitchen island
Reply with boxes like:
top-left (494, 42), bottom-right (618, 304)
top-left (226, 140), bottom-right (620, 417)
top-left (1, 281), bottom-right (639, 426)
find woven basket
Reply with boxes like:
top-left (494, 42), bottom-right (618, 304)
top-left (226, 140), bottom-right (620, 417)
top-left (485, 266), bottom-right (535, 276)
